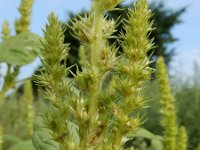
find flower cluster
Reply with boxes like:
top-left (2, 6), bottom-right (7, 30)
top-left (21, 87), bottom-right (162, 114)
top-left (15, 0), bottom-right (34, 34)
top-left (38, 0), bottom-right (155, 149)
top-left (157, 57), bottom-right (187, 150)
top-left (1, 20), bottom-right (10, 41)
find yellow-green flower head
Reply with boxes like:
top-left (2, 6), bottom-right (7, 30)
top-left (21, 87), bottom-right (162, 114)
top-left (71, 15), bottom-right (93, 44)
top-left (102, 19), bottom-right (116, 39)
top-left (93, 0), bottom-right (123, 11)
top-left (71, 15), bottom-right (116, 44)
top-left (15, 0), bottom-right (34, 34)
top-left (122, 0), bottom-right (153, 60)
top-left (157, 57), bottom-right (177, 150)
top-left (1, 20), bottom-right (10, 41)
top-left (39, 12), bottom-right (70, 106)
top-left (24, 80), bottom-right (34, 137)
top-left (177, 126), bottom-right (187, 150)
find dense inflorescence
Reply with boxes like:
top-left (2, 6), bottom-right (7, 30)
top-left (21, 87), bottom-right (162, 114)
top-left (177, 126), bottom-right (188, 150)
top-left (157, 57), bottom-right (177, 150)
top-left (113, 0), bottom-right (154, 136)
top-left (38, 0), bottom-right (155, 149)
top-left (37, 13), bottom-right (71, 149)
top-left (1, 20), bottom-right (10, 41)
top-left (157, 57), bottom-right (188, 150)
top-left (15, 0), bottom-right (34, 34)
top-left (23, 80), bottom-right (34, 137)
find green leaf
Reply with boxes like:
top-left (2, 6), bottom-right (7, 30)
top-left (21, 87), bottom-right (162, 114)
top-left (8, 140), bottom-right (34, 150)
top-left (133, 128), bottom-right (162, 140)
top-left (151, 139), bottom-right (163, 150)
top-left (3, 134), bottom-right (22, 150)
top-left (32, 117), bottom-right (60, 150)
top-left (128, 128), bottom-right (163, 150)
top-left (67, 121), bottom-right (80, 144)
top-left (0, 32), bottom-right (41, 65)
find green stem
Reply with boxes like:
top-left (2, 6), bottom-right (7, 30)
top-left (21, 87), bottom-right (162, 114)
top-left (86, 8), bottom-right (105, 148)
top-left (90, 10), bottom-right (103, 65)
top-left (0, 65), bottom-right (19, 106)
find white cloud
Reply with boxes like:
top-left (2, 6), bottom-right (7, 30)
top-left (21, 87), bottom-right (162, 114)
top-left (170, 48), bottom-right (200, 77)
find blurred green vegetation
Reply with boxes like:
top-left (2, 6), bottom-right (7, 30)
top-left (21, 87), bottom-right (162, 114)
top-left (141, 64), bottom-right (200, 150)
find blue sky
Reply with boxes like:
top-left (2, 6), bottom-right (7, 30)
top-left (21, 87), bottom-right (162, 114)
top-left (0, 0), bottom-right (200, 79)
